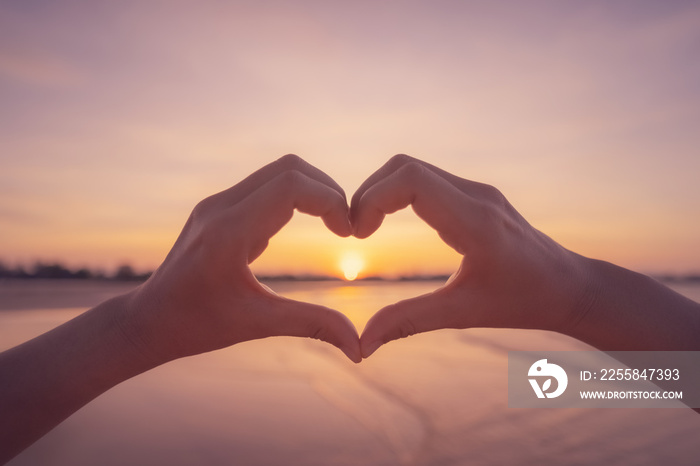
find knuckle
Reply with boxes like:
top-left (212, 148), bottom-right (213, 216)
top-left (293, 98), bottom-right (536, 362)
top-left (473, 197), bottom-right (523, 242)
top-left (398, 160), bottom-right (427, 184)
top-left (482, 184), bottom-right (506, 205)
top-left (192, 195), bottom-right (217, 219)
top-left (277, 153), bottom-right (305, 170)
top-left (277, 169), bottom-right (305, 194)
top-left (398, 318), bottom-right (418, 339)
top-left (308, 322), bottom-right (328, 341)
top-left (198, 213), bottom-right (231, 246)
top-left (383, 304), bottom-right (417, 340)
top-left (388, 153), bottom-right (414, 168)
top-left (475, 200), bottom-right (501, 226)
top-left (474, 185), bottom-right (524, 234)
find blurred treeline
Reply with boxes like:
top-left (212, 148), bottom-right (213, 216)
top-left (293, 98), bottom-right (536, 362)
top-left (0, 261), bottom-right (152, 281)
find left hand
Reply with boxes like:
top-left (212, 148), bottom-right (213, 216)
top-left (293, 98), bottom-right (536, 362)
top-left (351, 155), bottom-right (591, 358)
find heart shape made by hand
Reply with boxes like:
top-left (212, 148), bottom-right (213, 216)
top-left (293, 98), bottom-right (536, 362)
top-left (134, 154), bottom-right (586, 365)
top-left (262, 154), bottom-right (583, 361)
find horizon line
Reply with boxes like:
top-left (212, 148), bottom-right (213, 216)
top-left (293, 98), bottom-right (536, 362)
top-left (1, 261), bottom-right (700, 284)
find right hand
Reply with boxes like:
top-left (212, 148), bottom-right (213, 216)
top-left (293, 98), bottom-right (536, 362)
top-left (351, 155), bottom-right (592, 358)
top-left (123, 154), bottom-right (362, 364)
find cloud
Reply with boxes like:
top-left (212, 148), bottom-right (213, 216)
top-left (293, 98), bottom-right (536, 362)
top-left (0, 49), bottom-right (84, 87)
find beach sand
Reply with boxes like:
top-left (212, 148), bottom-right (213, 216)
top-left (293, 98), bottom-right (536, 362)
top-left (2, 280), bottom-right (699, 465)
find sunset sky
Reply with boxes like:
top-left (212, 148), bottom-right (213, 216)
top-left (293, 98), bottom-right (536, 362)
top-left (1, 1), bottom-right (699, 278)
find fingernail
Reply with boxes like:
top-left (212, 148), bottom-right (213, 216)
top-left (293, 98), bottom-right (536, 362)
top-left (362, 340), bottom-right (382, 359)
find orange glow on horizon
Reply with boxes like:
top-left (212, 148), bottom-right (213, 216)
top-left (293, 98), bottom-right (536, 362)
top-left (246, 212), bottom-right (464, 279)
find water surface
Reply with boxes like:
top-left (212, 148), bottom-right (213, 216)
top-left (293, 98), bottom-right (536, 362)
top-left (2, 280), bottom-right (699, 465)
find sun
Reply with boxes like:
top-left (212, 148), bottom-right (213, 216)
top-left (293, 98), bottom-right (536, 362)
top-left (340, 251), bottom-right (364, 281)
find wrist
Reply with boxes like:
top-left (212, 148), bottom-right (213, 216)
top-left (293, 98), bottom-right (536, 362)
top-left (558, 254), bottom-right (602, 337)
top-left (525, 244), bottom-right (598, 336)
top-left (560, 256), bottom-right (700, 350)
top-left (109, 286), bottom-right (175, 371)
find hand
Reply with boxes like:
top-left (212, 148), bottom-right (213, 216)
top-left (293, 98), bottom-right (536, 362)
top-left (124, 154), bottom-right (362, 363)
top-left (0, 154), bottom-right (364, 464)
top-left (351, 154), bottom-right (592, 358)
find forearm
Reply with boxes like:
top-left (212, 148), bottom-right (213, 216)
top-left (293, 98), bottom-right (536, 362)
top-left (0, 290), bottom-right (159, 464)
top-left (566, 257), bottom-right (700, 351)
top-left (0, 156), bottom-right (362, 463)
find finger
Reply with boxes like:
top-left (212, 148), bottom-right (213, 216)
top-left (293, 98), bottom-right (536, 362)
top-left (352, 160), bottom-right (478, 253)
top-left (239, 169), bottom-right (352, 261)
top-left (350, 154), bottom-right (495, 219)
top-left (263, 296), bottom-right (362, 363)
top-left (359, 288), bottom-right (463, 358)
top-left (208, 154), bottom-right (348, 210)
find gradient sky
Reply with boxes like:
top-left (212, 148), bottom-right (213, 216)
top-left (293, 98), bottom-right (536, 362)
top-left (1, 0), bottom-right (699, 278)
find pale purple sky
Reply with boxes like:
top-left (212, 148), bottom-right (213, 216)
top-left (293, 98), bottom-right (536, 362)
top-left (1, 1), bottom-right (699, 275)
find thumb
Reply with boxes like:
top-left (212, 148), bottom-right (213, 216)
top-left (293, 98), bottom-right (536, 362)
top-left (263, 296), bottom-right (362, 363)
top-left (360, 288), bottom-right (461, 358)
